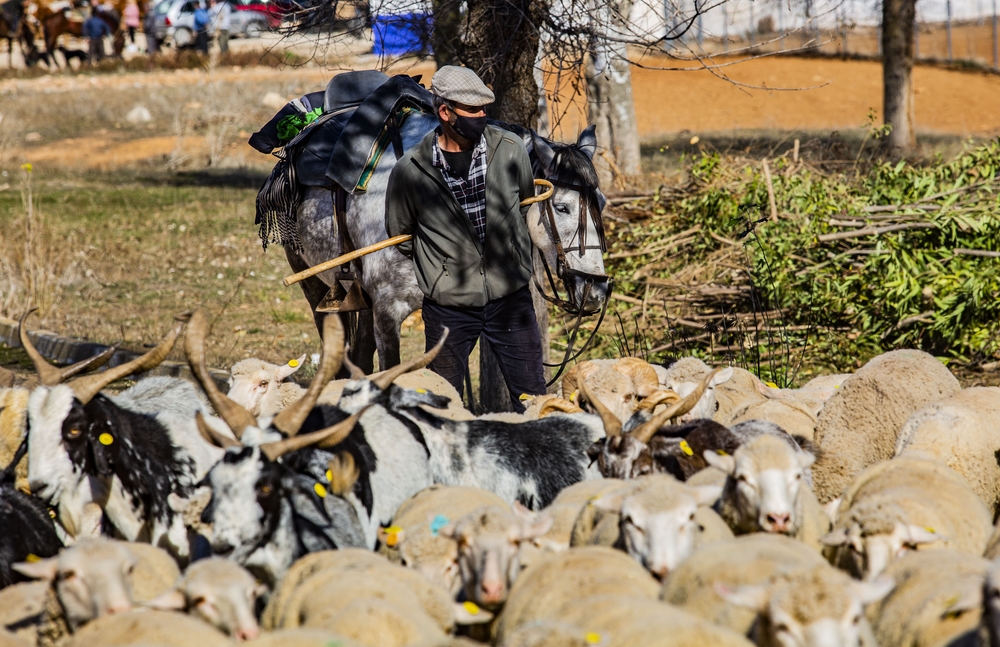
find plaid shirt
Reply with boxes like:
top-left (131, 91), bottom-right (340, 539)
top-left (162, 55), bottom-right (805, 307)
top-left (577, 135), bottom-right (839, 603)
top-left (432, 131), bottom-right (488, 244)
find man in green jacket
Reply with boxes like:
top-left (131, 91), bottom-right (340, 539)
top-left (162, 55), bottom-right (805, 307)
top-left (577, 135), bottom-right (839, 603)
top-left (385, 65), bottom-right (545, 410)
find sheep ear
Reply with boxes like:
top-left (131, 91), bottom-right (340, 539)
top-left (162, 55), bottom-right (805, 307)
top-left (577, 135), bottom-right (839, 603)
top-left (453, 601), bottom-right (494, 625)
top-left (820, 528), bottom-right (849, 547)
top-left (253, 583), bottom-right (269, 599)
top-left (797, 451), bottom-right (816, 469)
top-left (691, 484), bottom-right (723, 506)
top-left (852, 576), bottom-right (894, 605)
top-left (144, 589), bottom-right (187, 611)
top-left (79, 502), bottom-right (103, 539)
top-left (12, 558), bottom-right (59, 582)
top-left (904, 525), bottom-right (946, 544)
top-left (513, 503), bottom-right (554, 541)
top-left (942, 586), bottom-right (981, 618)
top-left (709, 367), bottom-right (734, 388)
top-left (276, 355), bottom-right (307, 381)
top-left (702, 450), bottom-right (735, 475)
top-left (823, 497), bottom-right (842, 522)
top-left (715, 582), bottom-right (769, 611)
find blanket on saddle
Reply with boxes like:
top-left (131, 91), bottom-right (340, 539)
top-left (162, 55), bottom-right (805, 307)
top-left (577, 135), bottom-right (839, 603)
top-left (252, 71), bottom-right (434, 252)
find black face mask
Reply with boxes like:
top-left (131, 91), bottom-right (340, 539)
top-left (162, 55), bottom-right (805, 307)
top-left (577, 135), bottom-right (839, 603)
top-left (451, 113), bottom-right (487, 142)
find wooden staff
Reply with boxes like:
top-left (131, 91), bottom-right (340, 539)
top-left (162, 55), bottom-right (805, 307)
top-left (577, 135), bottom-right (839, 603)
top-left (283, 179), bottom-right (554, 287)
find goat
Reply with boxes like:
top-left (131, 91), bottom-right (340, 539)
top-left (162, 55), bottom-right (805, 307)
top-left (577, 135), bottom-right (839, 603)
top-left (185, 309), bottom-right (427, 587)
top-left (19, 310), bottom-right (227, 561)
top-left (1, 440), bottom-right (62, 589)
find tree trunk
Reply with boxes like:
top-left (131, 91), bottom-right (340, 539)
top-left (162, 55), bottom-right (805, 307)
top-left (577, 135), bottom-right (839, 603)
top-left (882, 0), bottom-right (917, 155)
top-left (430, 0), bottom-right (462, 68)
top-left (585, 0), bottom-right (641, 188)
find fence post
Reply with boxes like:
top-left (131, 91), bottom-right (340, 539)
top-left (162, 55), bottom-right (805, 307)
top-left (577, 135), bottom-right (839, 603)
top-left (947, 0), bottom-right (953, 61)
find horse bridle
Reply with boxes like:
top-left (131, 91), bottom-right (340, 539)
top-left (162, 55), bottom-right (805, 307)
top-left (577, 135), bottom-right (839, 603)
top-left (531, 180), bottom-right (614, 385)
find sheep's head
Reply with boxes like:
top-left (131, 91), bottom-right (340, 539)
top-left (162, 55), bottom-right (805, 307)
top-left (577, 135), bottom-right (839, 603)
top-left (565, 358), bottom-right (660, 423)
top-left (662, 365), bottom-right (734, 422)
top-left (820, 499), bottom-right (945, 581)
top-left (718, 566), bottom-right (893, 647)
top-left (227, 355), bottom-right (306, 417)
top-left (439, 503), bottom-right (552, 609)
top-left (704, 434), bottom-right (815, 536)
top-left (14, 538), bottom-right (138, 630)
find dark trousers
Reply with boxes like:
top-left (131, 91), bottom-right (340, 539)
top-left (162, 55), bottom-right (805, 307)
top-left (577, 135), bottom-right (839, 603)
top-left (196, 28), bottom-right (209, 53)
top-left (422, 285), bottom-right (546, 412)
top-left (88, 37), bottom-right (104, 63)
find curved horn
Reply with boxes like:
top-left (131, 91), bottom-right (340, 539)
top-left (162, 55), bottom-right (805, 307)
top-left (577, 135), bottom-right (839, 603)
top-left (259, 405), bottom-right (370, 462)
top-left (579, 375), bottom-right (622, 437)
top-left (342, 345), bottom-right (367, 380)
top-left (67, 319), bottom-right (184, 404)
top-left (184, 309), bottom-right (258, 439)
top-left (635, 388), bottom-right (682, 412)
top-left (371, 329), bottom-right (449, 391)
top-left (613, 358), bottom-right (660, 387)
top-left (630, 368), bottom-right (720, 444)
top-left (538, 398), bottom-right (584, 417)
top-left (271, 315), bottom-right (345, 437)
top-left (18, 309), bottom-right (117, 387)
top-left (195, 412), bottom-right (241, 450)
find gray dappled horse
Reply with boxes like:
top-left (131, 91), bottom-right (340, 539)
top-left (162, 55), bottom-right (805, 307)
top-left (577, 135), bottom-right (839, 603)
top-left (285, 111), bottom-right (610, 377)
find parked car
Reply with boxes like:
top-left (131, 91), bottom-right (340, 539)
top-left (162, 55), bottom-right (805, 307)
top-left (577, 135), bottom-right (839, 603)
top-left (150, 0), bottom-right (278, 48)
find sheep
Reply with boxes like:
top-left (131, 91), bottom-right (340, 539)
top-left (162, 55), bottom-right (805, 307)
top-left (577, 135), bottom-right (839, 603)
top-left (661, 534), bottom-right (828, 636)
top-left (810, 349), bottom-right (961, 503)
top-left (656, 357), bottom-right (746, 422)
top-left (146, 557), bottom-right (266, 641)
top-left (60, 609), bottom-right (231, 647)
top-left (227, 355), bottom-right (307, 418)
top-left (717, 563), bottom-right (893, 647)
top-left (437, 503), bottom-right (554, 610)
top-left (0, 387), bottom-right (30, 493)
top-left (821, 455), bottom-right (992, 581)
top-left (1, 440), bottom-right (61, 589)
top-left (494, 546), bottom-right (660, 643)
top-left (568, 474), bottom-right (731, 580)
top-left (526, 479), bottom-right (628, 554)
top-left (702, 434), bottom-right (829, 549)
top-left (894, 386), bottom-right (1000, 515)
top-left (561, 358), bottom-right (661, 422)
top-left (867, 549), bottom-right (989, 647)
top-left (246, 628), bottom-right (365, 647)
top-left (0, 630), bottom-right (29, 647)
top-left (377, 485), bottom-right (510, 596)
top-left (2, 538), bottom-right (179, 646)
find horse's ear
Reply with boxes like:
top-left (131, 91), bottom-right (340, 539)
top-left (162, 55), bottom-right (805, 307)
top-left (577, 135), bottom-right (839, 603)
top-left (577, 125), bottom-right (598, 160)
top-left (532, 132), bottom-right (557, 177)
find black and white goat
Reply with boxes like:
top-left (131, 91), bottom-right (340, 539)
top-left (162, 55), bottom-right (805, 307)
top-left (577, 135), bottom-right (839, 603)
top-left (185, 309), bottom-right (435, 586)
top-left (20, 311), bottom-right (229, 561)
top-left (1, 440), bottom-right (62, 589)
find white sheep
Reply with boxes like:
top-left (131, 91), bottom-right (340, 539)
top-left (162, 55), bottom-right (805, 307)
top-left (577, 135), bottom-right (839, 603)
top-left (568, 474), bottom-right (732, 579)
top-left (227, 355), bottom-right (307, 418)
top-left (561, 358), bottom-right (661, 422)
top-left (377, 485), bottom-right (510, 596)
top-left (60, 609), bottom-right (231, 647)
top-left (702, 434), bottom-right (830, 549)
top-left (246, 628), bottom-right (365, 647)
top-left (810, 349), bottom-right (961, 503)
top-left (868, 549), bottom-right (990, 647)
top-left (822, 455), bottom-right (992, 581)
top-left (528, 479), bottom-right (627, 553)
top-left (146, 557), bottom-right (266, 641)
top-left (652, 357), bottom-right (736, 422)
top-left (661, 534), bottom-right (828, 636)
top-left (894, 386), bottom-right (1000, 515)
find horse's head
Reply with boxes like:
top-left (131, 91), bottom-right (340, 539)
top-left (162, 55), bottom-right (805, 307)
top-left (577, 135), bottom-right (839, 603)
top-left (527, 126), bottom-right (611, 316)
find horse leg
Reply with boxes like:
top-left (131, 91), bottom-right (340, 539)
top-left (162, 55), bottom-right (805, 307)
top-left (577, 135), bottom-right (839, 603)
top-left (371, 298), bottom-right (404, 371)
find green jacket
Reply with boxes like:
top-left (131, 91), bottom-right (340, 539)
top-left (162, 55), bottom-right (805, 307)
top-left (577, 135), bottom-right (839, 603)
top-left (385, 124), bottom-right (535, 308)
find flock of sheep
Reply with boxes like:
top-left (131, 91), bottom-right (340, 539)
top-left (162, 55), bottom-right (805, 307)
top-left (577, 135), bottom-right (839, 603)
top-left (1, 308), bottom-right (999, 647)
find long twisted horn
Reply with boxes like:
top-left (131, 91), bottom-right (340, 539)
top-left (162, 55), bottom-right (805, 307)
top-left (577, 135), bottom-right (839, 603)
top-left (195, 412), bottom-right (241, 450)
top-left (68, 319), bottom-right (184, 405)
top-left (184, 309), bottom-right (258, 439)
top-left (538, 398), bottom-right (584, 417)
top-left (18, 309), bottom-right (117, 387)
top-left (271, 315), bottom-right (345, 437)
top-left (260, 405), bottom-right (370, 462)
top-left (630, 368), bottom-right (720, 444)
top-left (342, 345), bottom-right (367, 380)
top-left (370, 329), bottom-right (449, 391)
top-left (635, 388), bottom-right (682, 412)
top-left (579, 375), bottom-right (622, 437)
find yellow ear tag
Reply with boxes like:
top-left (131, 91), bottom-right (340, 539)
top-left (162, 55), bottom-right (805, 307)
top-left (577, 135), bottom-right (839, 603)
top-left (764, 381), bottom-right (778, 389)
top-left (679, 440), bottom-right (694, 456)
top-left (383, 526), bottom-right (402, 547)
top-left (313, 483), bottom-right (327, 498)
top-left (416, 388), bottom-right (427, 394)
top-left (48, 509), bottom-right (56, 519)
top-left (463, 601), bottom-right (480, 615)
top-left (585, 632), bottom-right (602, 644)
top-left (288, 359), bottom-right (299, 368)
top-left (570, 391), bottom-right (578, 401)
top-left (25, 554), bottom-right (40, 563)
top-left (325, 469), bottom-right (333, 482)
top-left (519, 393), bottom-right (531, 401)
top-left (925, 527), bottom-right (936, 534)
top-left (715, 449), bottom-right (729, 456)
top-left (98, 433), bottom-right (114, 446)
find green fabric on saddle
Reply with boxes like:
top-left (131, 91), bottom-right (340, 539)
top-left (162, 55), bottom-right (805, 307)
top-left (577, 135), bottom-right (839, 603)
top-left (277, 107), bottom-right (323, 143)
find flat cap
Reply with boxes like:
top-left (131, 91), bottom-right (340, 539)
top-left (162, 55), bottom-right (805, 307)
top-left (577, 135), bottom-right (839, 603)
top-left (430, 65), bottom-right (495, 107)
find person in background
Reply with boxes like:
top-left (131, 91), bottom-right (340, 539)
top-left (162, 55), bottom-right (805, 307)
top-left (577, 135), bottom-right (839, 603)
top-left (193, 0), bottom-right (209, 54)
top-left (208, 0), bottom-right (230, 54)
top-left (123, 0), bottom-right (139, 43)
top-left (143, 0), bottom-right (158, 54)
top-left (82, 11), bottom-right (111, 63)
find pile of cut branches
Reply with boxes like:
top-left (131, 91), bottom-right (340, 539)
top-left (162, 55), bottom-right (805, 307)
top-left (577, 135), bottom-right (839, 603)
top-left (553, 140), bottom-right (1000, 386)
